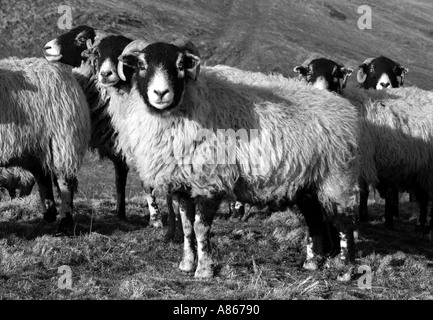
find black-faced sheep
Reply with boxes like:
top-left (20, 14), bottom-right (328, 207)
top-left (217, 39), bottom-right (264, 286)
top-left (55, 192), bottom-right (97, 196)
top-left (342, 86), bottom-right (433, 235)
top-left (293, 57), bottom-right (353, 94)
top-left (44, 26), bottom-right (163, 227)
top-left (0, 57), bottom-right (90, 232)
top-left (105, 39), bottom-right (361, 278)
top-left (293, 57), bottom-right (430, 233)
top-left (357, 56), bottom-right (409, 90)
top-left (0, 166), bottom-right (35, 198)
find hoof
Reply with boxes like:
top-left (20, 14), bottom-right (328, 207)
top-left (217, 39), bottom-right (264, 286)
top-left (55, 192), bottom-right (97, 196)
top-left (164, 230), bottom-right (174, 242)
top-left (179, 258), bottom-right (195, 273)
top-left (56, 215), bottom-right (74, 236)
top-left (164, 231), bottom-right (183, 244)
top-left (149, 219), bottom-right (163, 229)
top-left (303, 259), bottom-right (319, 271)
top-left (194, 263), bottom-right (214, 278)
top-left (43, 208), bottom-right (58, 223)
top-left (117, 214), bottom-right (128, 222)
top-left (337, 271), bottom-right (352, 282)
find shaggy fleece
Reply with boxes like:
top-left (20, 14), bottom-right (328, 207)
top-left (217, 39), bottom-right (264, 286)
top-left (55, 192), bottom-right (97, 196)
top-left (343, 86), bottom-right (433, 191)
top-left (0, 58), bottom-right (90, 177)
top-left (108, 65), bottom-right (360, 210)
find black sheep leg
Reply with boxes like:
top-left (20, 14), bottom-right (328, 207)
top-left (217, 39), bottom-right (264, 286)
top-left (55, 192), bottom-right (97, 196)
top-left (359, 178), bottom-right (369, 222)
top-left (165, 188), bottom-right (184, 242)
top-left (384, 185), bottom-right (399, 228)
top-left (56, 176), bottom-right (77, 236)
top-left (193, 195), bottom-right (221, 278)
top-left (25, 161), bottom-right (57, 222)
top-left (296, 189), bottom-right (325, 270)
top-left (112, 157), bottom-right (129, 221)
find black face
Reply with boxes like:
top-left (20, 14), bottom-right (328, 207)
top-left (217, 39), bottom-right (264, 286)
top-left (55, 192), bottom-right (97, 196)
top-left (44, 25), bottom-right (96, 67)
top-left (91, 35), bottom-right (134, 86)
top-left (140, 43), bottom-right (186, 113)
top-left (294, 58), bottom-right (352, 93)
top-left (120, 42), bottom-right (200, 114)
top-left (358, 56), bottom-right (406, 90)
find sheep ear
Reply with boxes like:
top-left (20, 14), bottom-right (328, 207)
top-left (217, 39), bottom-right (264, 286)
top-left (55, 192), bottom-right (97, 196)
top-left (184, 52), bottom-right (201, 81)
top-left (293, 66), bottom-right (307, 76)
top-left (395, 66), bottom-right (409, 86)
top-left (118, 53), bottom-right (141, 81)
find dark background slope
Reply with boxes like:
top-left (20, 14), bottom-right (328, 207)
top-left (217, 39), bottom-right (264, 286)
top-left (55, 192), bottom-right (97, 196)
top-left (1, 0), bottom-right (432, 89)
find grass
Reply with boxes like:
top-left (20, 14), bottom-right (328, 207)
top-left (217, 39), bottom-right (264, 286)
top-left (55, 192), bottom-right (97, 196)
top-left (1, 168), bottom-right (433, 300)
top-left (1, 0), bottom-right (433, 300)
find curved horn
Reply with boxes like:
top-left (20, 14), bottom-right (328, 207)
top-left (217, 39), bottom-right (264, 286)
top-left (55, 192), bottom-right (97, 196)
top-left (117, 39), bottom-right (150, 81)
top-left (357, 69), bottom-right (367, 84)
top-left (361, 57), bottom-right (375, 65)
top-left (171, 39), bottom-right (201, 81)
top-left (357, 57), bottom-right (374, 84)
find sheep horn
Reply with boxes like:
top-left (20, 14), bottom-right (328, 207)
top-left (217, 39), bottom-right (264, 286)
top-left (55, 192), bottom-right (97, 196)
top-left (171, 39), bottom-right (201, 81)
top-left (361, 57), bottom-right (375, 65)
top-left (117, 39), bottom-right (150, 81)
top-left (357, 57), bottom-right (374, 84)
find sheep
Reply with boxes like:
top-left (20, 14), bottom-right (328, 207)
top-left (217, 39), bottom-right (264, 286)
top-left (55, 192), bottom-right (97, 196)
top-left (44, 26), bottom-right (163, 227)
top-left (342, 85), bottom-right (433, 235)
top-left (0, 57), bottom-right (90, 233)
top-left (104, 39), bottom-right (361, 278)
top-left (0, 166), bottom-right (35, 198)
top-left (292, 57), bottom-right (430, 232)
top-left (293, 57), bottom-right (353, 93)
top-left (357, 56), bottom-right (409, 90)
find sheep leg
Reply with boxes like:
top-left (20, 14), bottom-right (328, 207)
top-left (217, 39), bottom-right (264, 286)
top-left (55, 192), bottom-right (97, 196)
top-left (296, 190), bottom-right (325, 270)
top-left (359, 178), bottom-right (369, 222)
top-left (165, 191), bottom-right (184, 243)
top-left (56, 176), bottom-right (76, 236)
top-left (113, 158), bottom-right (128, 221)
top-left (28, 165), bottom-right (57, 222)
top-left (384, 185), bottom-right (398, 228)
top-left (143, 186), bottom-right (163, 228)
top-left (415, 187), bottom-right (428, 232)
top-left (177, 192), bottom-right (196, 273)
top-left (194, 196), bottom-right (220, 278)
top-left (331, 215), bottom-right (355, 264)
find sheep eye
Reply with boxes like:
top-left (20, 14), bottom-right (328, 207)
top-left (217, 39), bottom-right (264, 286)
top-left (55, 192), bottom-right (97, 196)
top-left (178, 61), bottom-right (184, 71)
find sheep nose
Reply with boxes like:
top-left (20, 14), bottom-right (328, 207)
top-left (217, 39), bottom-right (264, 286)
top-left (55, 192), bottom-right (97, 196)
top-left (154, 89), bottom-right (169, 98)
top-left (44, 45), bottom-right (52, 50)
top-left (380, 82), bottom-right (390, 88)
top-left (101, 70), bottom-right (113, 78)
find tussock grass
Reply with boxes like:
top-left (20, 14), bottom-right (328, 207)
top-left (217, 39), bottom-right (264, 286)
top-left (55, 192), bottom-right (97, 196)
top-left (2, 181), bottom-right (432, 300)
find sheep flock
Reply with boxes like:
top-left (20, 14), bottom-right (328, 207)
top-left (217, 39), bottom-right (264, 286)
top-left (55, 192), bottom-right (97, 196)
top-left (0, 23), bottom-right (431, 281)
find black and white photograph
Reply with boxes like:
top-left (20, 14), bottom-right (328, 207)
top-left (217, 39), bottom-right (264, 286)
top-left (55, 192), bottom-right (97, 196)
top-left (0, 0), bottom-right (433, 306)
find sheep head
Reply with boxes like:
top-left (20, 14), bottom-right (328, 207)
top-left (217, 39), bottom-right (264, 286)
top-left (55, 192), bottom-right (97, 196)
top-left (44, 26), bottom-right (105, 68)
top-left (118, 40), bottom-right (201, 113)
top-left (357, 56), bottom-right (409, 90)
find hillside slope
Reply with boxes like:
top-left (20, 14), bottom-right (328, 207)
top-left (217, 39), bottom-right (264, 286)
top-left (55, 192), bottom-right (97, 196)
top-left (1, 0), bottom-right (432, 89)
